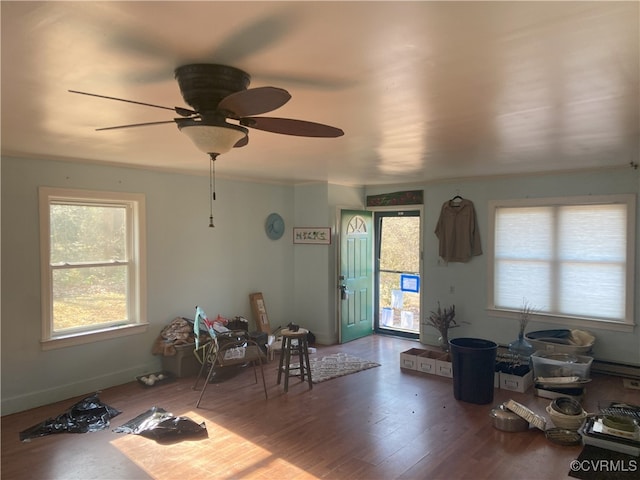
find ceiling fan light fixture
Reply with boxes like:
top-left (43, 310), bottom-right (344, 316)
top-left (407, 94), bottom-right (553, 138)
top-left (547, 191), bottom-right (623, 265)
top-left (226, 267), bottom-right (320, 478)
top-left (178, 120), bottom-right (248, 155)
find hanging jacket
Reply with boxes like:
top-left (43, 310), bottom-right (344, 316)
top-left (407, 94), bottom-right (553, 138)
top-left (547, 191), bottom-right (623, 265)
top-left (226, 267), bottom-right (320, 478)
top-left (435, 198), bottom-right (482, 262)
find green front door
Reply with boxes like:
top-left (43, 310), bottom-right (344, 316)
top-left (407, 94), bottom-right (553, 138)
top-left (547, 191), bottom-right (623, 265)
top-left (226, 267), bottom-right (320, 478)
top-left (339, 209), bottom-right (374, 343)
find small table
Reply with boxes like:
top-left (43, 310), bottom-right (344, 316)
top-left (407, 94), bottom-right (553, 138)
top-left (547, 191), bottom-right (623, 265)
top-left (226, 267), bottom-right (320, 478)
top-left (277, 328), bottom-right (313, 392)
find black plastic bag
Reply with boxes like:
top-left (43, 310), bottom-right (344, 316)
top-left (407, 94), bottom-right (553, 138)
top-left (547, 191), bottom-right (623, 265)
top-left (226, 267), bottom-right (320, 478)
top-left (113, 406), bottom-right (207, 442)
top-left (19, 393), bottom-right (121, 441)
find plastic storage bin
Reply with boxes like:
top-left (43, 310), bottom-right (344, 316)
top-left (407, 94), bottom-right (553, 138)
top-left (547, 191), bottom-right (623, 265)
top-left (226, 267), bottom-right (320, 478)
top-left (530, 351), bottom-right (593, 379)
top-left (161, 343), bottom-right (201, 378)
top-left (449, 338), bottom-right (498, 405)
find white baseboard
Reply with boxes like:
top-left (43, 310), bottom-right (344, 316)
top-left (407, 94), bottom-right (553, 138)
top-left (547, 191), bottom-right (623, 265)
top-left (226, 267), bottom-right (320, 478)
top-left (1, 362), bottom-right (159, 416)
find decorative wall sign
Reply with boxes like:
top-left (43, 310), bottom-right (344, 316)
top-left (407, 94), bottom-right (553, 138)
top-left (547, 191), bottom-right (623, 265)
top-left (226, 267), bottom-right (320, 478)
top-left (293, 227), bottom-right (331, 244)
top-left (366, 190), bottom-right (424, 207)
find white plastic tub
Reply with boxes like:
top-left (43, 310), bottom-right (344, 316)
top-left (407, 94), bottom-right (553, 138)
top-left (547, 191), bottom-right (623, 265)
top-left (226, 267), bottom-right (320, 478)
top-left (531, 351), bottom-right (593, 379)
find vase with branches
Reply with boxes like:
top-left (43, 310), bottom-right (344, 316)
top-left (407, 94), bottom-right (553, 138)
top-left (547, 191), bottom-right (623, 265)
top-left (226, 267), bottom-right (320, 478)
top-left (508, 299), bottom-right (536, 358)
top-left (425, 302), bottom-right (458, 352)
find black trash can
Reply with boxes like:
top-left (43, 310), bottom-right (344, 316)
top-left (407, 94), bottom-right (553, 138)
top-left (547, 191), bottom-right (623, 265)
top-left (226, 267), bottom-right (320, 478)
top-left (449, 337), bottom-right (498, 405)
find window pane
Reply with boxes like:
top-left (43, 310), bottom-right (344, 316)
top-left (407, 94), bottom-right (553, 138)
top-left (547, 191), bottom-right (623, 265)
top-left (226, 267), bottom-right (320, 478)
top-left (495, 260), bottom-right (551, 309)
top-left (558, 204), bottom-right (627, 262)
top-left (50, 204), bottom-right (126, 264)
top-left (52, 265), bottom-right (127, 331)
top-left (378, 271), bottom-right (420, 332)
top-left (379, 216), bottom-right (420, 271)
top-left (559, 263), bottom-right (625, 320)
top-left (495, 207), bottom-right (553, 259)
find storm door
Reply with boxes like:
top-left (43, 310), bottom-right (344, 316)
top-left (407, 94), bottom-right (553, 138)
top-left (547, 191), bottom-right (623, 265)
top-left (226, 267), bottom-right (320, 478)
top-left (375, 210), bottom-right (421, 339)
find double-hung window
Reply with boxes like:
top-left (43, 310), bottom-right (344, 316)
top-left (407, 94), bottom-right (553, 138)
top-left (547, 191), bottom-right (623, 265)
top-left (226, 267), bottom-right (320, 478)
top-left (39, 187), bottom-right (147, 349)
top-left (488, 194), bottom-right (635, 331)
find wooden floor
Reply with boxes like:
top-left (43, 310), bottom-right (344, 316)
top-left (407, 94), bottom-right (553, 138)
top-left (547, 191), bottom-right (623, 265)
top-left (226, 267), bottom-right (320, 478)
top-left (2, 335), bottom-right (639, 480)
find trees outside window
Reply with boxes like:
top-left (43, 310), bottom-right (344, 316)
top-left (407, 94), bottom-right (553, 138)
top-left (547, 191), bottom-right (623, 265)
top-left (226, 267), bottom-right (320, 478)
top-left (39, 187), bottom-right (147, 348)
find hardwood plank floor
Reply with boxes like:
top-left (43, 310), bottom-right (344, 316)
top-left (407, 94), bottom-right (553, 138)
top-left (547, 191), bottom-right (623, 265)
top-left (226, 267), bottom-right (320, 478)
top-left (2, 335), bottom-right (639, 480)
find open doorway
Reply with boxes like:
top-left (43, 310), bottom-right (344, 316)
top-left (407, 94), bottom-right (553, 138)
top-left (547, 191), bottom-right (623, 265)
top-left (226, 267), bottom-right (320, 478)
top-left (374, 210), bottom-right (421, 339)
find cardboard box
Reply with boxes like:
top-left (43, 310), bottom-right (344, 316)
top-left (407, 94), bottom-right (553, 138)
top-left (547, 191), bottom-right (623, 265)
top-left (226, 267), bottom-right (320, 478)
top-left (400, 348), bottom-right (427, 370)
top-left (417, 351), bottom-right (443, 374)
top-left (500, 369), bottom-right (533, 393)
top-left (435, 353), bottom-right (453, 378)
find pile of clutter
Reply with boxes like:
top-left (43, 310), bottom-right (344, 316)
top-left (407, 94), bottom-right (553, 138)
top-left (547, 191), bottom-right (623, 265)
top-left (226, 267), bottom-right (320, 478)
top-left (490, 328), bottom-right (640, 456)
top-left (151, 317), bottom-right (200, 357)
top-left (491, 329), bottom-right (595, 444)
top-left (151, 313), bottom-right (249, 356)
top-left (527, 329), bottom-right (595, 400)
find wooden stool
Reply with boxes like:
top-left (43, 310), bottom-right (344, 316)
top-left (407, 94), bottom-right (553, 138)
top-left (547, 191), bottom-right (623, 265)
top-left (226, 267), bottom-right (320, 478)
top-left (277, 328), bottom-right (313, 392)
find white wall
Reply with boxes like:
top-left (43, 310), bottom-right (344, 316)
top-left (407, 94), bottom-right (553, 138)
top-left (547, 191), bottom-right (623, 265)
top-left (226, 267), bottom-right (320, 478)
top-left (1, 156), bottom-right (296, 414)
top-left (290, 183), bottom-right (366, 344)
top-left (2, 156), bottom-right (637, 415)
top-left (366, 168), bottom-right (640, 366)
top-left (291, 184), bottom-right (330, 341)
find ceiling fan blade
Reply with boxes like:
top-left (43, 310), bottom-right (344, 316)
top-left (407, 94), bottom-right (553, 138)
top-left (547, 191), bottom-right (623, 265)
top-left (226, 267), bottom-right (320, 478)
top-left (69, 90), bottom-right (196, 117)
top-left (96, 120), bottom-right (178, 131)
top-left (207, 11), bottom-right (297, 64)
top-left (253, 73), bottom-right (356, 91)
top-left (218, 87), bottom-right (291, 118)
top-left (234, 135), bottom-right (249, 148)
top-left (240, 117), bottom-right (344, 138)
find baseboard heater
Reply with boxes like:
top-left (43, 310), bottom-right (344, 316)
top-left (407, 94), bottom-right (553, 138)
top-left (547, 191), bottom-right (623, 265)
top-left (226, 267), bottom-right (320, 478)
top-left (496, 344), bottom-right (640, 380)
top-left (591, 359), bottom-right (640, 379)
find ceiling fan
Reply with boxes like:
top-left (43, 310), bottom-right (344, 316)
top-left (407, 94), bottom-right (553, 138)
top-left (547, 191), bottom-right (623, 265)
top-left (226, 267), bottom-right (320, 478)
top-left (70, 63), bottom-right (344, 160)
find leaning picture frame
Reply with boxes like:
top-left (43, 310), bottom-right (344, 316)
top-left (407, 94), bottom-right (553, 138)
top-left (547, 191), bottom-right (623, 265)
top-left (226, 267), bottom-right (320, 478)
top-left (293, 227), bottom-right (332, 245)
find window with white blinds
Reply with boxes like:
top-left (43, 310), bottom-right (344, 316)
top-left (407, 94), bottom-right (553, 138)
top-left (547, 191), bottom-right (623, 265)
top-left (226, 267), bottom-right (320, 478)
top-left (488, 194), bottom-right (635, 328)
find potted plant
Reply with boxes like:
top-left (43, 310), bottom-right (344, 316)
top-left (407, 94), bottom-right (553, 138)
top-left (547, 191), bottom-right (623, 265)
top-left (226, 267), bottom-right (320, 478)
top-left (508, 300), bottom-right (536, 358)
top-left (424, 302), bottom-right (458, 352)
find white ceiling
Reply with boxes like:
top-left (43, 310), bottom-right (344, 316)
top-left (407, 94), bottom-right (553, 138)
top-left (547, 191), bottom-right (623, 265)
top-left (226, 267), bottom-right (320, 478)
top-left (2, 1), bottom-right (638, 186)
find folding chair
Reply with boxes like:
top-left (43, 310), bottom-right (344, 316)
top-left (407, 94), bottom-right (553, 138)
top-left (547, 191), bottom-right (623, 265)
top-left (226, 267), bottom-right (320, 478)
top-left (192, 308), bottom-right (267, 407)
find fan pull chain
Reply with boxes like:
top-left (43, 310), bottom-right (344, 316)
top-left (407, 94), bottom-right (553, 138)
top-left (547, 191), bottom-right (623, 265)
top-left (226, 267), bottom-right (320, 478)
top-left (209, 154), bottom-right (217, 228)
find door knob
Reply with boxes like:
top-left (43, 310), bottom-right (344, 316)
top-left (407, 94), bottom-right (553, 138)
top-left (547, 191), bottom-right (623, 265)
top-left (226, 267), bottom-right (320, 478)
top-left (339, 284), bottom-right (348, 300)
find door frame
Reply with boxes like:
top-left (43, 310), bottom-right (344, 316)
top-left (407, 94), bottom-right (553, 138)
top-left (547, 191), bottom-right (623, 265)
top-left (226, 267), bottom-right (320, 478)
top-left (373, 207), bottom-right (423, 339)
top-left (336, 205), bottom-right (424, 343)
top-left (368, 205), bottom-right (425, 341)
top-left (336, 208), bottom-right (374, 343)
